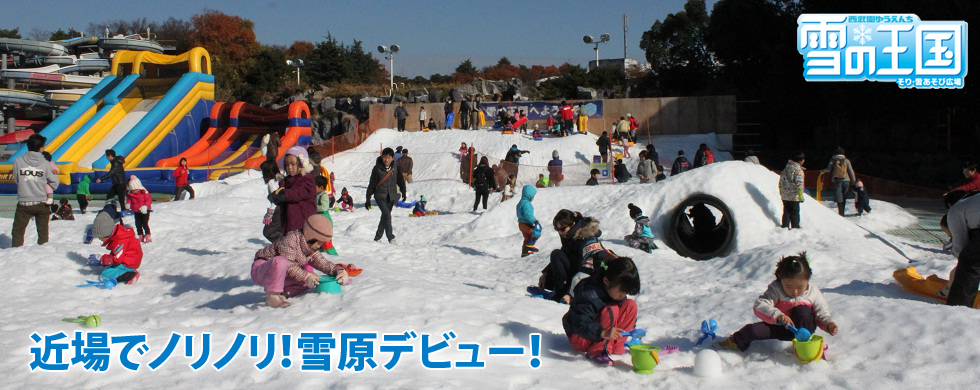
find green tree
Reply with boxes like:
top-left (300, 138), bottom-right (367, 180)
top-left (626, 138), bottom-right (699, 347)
top-left (497, 57), bottom-right (511, 66)
top-left (455, 59), bottom-right (477, 75)
top-left (0, 28), bottom-right (21, 38)
top-left (49, 28), bottom-right (81, 41)
top-left (305, 35), bottom-right (385, 86)
top-left (639, 0), bottom-right (717, 94)
top-left (241, 46), bottom-right (289, 103)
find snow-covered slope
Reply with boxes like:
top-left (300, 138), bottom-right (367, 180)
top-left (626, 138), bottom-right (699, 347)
top-left (0, 128), bottom-right (969, 389)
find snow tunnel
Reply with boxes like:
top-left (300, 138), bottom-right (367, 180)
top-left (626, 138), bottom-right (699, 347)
top-left (665, 194), bottom-right (736, 260)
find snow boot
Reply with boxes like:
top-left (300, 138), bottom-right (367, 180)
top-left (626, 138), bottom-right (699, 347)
top-left (587, 352), bottom-right (613, 367)
top-left (138, 235), bottom-right (145, 243)
top-left (713, 337), bottom-right (739, 351)
top-left (144, 234), bottom-right (152, 243)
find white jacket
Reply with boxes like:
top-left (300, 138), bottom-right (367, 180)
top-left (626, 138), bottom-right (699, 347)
top-left (753, 281), bottom-right (834, 331)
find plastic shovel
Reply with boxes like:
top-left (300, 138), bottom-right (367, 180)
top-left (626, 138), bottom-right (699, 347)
top-left (785, 323), bottom-right (812, 342)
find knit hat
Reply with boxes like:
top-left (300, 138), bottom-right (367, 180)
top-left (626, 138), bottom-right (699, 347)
top-left (420, 195), bottom-right (427, 202)
top-left (628, 203), bottom-right (642, 219)
top-left (285, 146), bottom-right (313, 175)
top-left (127, 175), bottom-right (146, 191)
top-left (303, 214), bottom-right (333, 243)
top-left (855, 180), bottom-right (864, 188)
top-left (552, 150), bottom-right (559, 159)
top-left (342, 187), bottom-right (348, 195)
top-left (92, 210), bottom-right (117, 239)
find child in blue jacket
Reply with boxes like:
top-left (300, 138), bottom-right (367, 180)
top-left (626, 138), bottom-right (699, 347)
top-left (624, 204), bottom-right (657, 253)
top-left (517, 185), bottom-right (538, 257)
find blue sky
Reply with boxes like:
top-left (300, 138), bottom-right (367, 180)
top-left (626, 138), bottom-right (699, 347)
top-left (1, 0), bottom-right (718, 76)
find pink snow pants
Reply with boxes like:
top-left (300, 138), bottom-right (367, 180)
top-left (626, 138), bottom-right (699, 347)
top-left (251, 256), bottom-right (310, 297)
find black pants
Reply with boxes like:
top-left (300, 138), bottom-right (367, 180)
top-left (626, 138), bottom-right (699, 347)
top-left (374, 196), bottom-right (395, 241)
top-left (731, 306), bottom-right (816, 351)
top-left (474, 188), bottom-right (489, 211)
top-left (11, 203), bottom-right (50, 247)
top-left (108, 183), bottom-right (128, 210)
top-left (947, 229), bottom-right (980, 307)
top-left (543, 250), bottom-right (575, 302)
top-left (77, 194), bottom-right (89, 213)
top-left (782, 200), bottom-right (801, 229)
top-left (175, 185), bottom-right (195, 200)
top-left (397, 118), bottom-right (406, 132)
top-left (419, 120), bottom-right (425, 130)
top-left (563, 119), bottom-right (574, 135)
top-left (134, 212), bottom-right (151, 236)
top-left (460, 113), bottom-right (470, 129)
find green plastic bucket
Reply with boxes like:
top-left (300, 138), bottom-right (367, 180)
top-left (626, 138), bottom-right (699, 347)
top-left (316, 276), bottom-right (342, 294)
top-left (628, 345), bottom-right (660, 374)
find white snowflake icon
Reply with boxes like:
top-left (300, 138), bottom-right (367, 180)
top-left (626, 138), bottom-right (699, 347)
top-left (853, 24), bottom-right (873, 45)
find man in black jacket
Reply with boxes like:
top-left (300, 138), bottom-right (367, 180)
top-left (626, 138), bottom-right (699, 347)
top-left (366, 148), bottom-right (407, 244)
top-left (443, 99), bottom-right (454, 129)
top-left (471, 156), bottom-right (495, 211)
top-left (671, 150), bottom-right (691, 176)
top-left (596, 131), bottom-right (611, 163)
top-left (459, 97), bottom-right (471, 130)
top-left (95, 149), bottom-right (128, 211)
top-left (393, 101), bottom-right (408, 132)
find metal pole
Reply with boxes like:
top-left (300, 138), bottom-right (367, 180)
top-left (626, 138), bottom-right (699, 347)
top-left (389, 54), bottom-right (394, 97)
top-left (594, 44), bottom-right (599, 69)
top-left (296, 66), bottom-right (300, 85)
top-left (623, 14), bottom-right (628, 59)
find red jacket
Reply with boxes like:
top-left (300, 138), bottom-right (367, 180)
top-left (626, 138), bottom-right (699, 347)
top-left (560, 105), bottom-right (574, 121)
top-left (127, 190), bottom-right (152, 212)
top-left (628, 117), bottom-right (639, 131)
top-left (101, 224), bottom-right (143, 269)
top-left (546, 117), bottom-right (555, 127)
top-left (952, 173), bottom-right (980, 193)
top-left (173, 166), bottom-right (189, 187)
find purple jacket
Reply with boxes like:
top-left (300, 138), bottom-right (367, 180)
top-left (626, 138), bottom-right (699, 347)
top-left (279, 172), bottom-right (317, 234)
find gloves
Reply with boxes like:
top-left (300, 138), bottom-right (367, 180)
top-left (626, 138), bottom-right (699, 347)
top-left (304, 272), bottom-right (320, 289)
top-left (267, 190), bottom-right (287, 204)
top-left (139, 206), bottom-right (148, 214)
top-left (335, 269), bottom-right (350, 285)
top-left (798, 190), bottom-right (805, 202)
top-left (365, 201), bottom-right (372, 210)
top-left (263, 207), bottom-right (275, 225)
top-left (88, 254), bottom-right (102, 266)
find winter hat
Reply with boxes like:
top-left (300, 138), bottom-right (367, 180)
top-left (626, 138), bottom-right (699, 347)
top-left (678, 150), bottom-right (685, 156)
top-left (511, 144), bottom-right (518, 150)
top-left (552, 150), bottom-right (559, 159)
top-left (285, 146), bottom-right (313, 175)
top-left (835, 147), bottom-right (845, 155)
top-left (303, 214), bottom-right (333, 243)
top-left (855, 180), bottom-right (864, 188)
top-left (628, 203), bottom-right (642, 219)
top-left (341, 187), bottom-right (348, 195)
top-left (92, 210), bottom-right (117, 239)
top-left (420, 195), bottom-right (427, 202)
top-left (127, 175), bottom-right (146, 191)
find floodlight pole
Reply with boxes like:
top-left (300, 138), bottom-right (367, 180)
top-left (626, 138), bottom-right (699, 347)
top-left (389, 52), bottom-right (394, 97)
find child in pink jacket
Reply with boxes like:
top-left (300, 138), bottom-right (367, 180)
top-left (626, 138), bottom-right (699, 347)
top-left (252, 214), bottom-right (356, 308)
top-left (716, 252), bottom-right (840, 351)
top-left (126, 176), bottom-right (153, 243)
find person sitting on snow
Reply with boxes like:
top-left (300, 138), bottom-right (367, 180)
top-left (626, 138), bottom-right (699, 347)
top-left (251, 214), bottom-right (356, 308)
top-left (413, 195), bottom-right (429, 217)
top-left (563, 256), bottom-right (641, 366)
top-left (89, 208), bottom-right (143, 285)
top-left (624, 204), bottom-right (657, 253)
top-left (338, 187), bottom-right (354, 212)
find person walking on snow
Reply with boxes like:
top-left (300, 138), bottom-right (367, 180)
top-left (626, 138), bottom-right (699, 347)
top-left (779, 152), bottom-right (806, 229)
top-left (822, 147), bottom-right (856, 216)
top-left (96, 149), bottom-right (128, 211)
top-left (366, 148), bottom-right (407, 244)
top-left (517, 185), bottom-right (539, 257)
top-left (11, 134), bottom-right (59, 247)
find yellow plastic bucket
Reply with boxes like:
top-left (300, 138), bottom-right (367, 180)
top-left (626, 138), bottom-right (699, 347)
top-left (628, 345), bottom-right (660, 374)
top-left (792, 335), bottom-right (824, 364)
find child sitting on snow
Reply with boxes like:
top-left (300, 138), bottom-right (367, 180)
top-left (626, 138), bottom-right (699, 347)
top-left (624, 204), bottom-right (657, 253)
top-left (854, 180), bottom-right (872, 216)
top-left (716, 252), bottom-right (839, 352)
top-left (502, 175), bottom-right (517, 201)
top-left (88, 208), bottom-right (142, 285)
top-left (562, 256), bottom-right (640, 366)
top-left (50, 198), bottom-right (75, 221)
top-left (338, 187), bottom-right (354, 212)
top-left (251, 214), bottom-right (356, 308)
top-left (587, 169), bottom-right (600, 186)
top-left (536, 173), bottom-right (549, 188)
top-left (412, 195), bottom-right (429, 216)
top-left (126, 176), bottom-right (153, 243)
top-left (517, 185), bottom-right (539, 257)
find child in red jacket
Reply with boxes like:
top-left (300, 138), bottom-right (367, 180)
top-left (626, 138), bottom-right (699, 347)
top-left (89, 209), bottom-right (142, 284)
top-left (127, 176), bottom-right (153, 243)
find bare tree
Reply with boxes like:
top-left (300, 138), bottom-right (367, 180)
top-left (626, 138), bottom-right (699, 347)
top-left (28, 28), bottom-right (51, 41)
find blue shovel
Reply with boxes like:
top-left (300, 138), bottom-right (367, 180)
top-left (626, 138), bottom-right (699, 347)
top-left (785, 323), bottom-right (812, 342)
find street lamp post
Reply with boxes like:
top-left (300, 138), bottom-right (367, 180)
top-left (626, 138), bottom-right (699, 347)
top-left (286, 59), bottom-right (304, 85)
top-left (583, 34), bottom-right (610, 71)
top-left (377, 44), bottom-right (400, 97)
